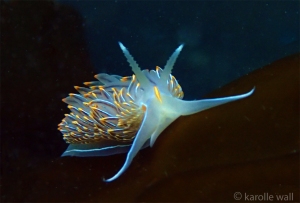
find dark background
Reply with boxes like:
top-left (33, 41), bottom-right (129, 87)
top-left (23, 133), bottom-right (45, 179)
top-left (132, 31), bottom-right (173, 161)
top-left (58, 0), bottom-right (299, 99)
top-left (1, 0), bottom-right (299, 201)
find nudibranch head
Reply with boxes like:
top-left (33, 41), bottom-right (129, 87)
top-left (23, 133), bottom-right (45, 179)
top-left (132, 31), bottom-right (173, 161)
top-left (58, 42), bottom-right (254, 182)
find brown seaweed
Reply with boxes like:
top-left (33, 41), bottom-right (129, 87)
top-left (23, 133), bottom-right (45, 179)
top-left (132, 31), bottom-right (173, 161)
top-left (4, 54), bottom-right (298, 202)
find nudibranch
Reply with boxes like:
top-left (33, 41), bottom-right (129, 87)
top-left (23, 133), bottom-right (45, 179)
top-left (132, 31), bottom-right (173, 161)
top-left (58, 42), bottom-right (254, 182)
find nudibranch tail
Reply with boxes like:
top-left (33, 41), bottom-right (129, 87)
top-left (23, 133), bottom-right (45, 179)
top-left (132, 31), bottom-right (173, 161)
top-left (62, 141), bottom-right (132, 157)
